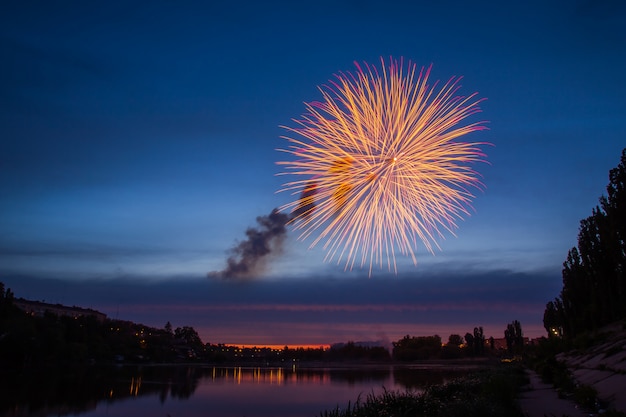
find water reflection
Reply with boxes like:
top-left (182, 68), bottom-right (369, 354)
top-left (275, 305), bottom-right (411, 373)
top-left (207, 366), bottom-right (392, 386)
top-left (0, 365), bottom-right (472, 417)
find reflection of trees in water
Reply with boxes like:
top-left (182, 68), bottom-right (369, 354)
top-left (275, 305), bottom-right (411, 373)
top-left (0, 366), bottom-right (115, 416)
top-left (165, 366), bottom-right (201, 400)
top-left (327, 368), bottom-right (391, 386)
top-left (0, 365), bottom-right (473, 416)
top-left (0, 365), bottom-right (203, 416)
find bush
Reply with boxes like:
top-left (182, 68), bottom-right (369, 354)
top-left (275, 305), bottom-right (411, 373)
top-left (573, 384), bottom-right (598, 409)
top-left (319, 365), bottom-right (526, 417)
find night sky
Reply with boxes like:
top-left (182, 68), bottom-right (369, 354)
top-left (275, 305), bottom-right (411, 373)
top-left (2, 1), bottom-right (625, 346)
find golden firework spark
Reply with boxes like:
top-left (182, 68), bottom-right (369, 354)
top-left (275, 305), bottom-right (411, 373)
top-left (277, 57), bottom-right (489, 274)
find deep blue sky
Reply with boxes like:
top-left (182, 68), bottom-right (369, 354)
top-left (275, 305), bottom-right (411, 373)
top-left (1, 1), bottom-right (625, 344)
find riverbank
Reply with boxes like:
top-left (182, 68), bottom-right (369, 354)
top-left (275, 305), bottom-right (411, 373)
top-left (556, 322), bottom-right (626, 413)
top-left (525, 321), bottom-right (626, 416)
top-left (518, 370), bottom-right (588, 417)
top-left (315, 354), bottom-right (626, 417)
top-left (318, 363), bottom-right (528, 417)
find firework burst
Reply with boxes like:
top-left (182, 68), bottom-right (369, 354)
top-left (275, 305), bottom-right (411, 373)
top-left (277, 57), bottom-right (489, 274)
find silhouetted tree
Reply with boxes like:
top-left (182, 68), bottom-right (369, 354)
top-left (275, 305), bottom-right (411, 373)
top-left (545, 148), bottom-right (626, 338)
top-left (464, 332), bottom-right (474, 353)
top-left (327, 341), bottom-right (391, 361)
top-left (504, 320), bottom-right (523, 354)
top-left (0, 282), bottom-right (11, 318)
top-left (441, 334), bottom-right (464, 359)
top-left (392, 335), bottom-right (441, 361)
top-left (473, 326), bottom-right (485, 355)
top-left (174, 326), bottom-right (203, 354)
top-left (447, 334), bottom-right (463, 347)
top-left (543, 300), bottom-right (564, 337)
top-left (0, 283), bottom-right (15, 317)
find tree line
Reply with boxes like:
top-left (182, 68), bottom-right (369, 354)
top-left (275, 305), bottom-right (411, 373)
top-left (543, 148), bottom-right (626, 339)
top-left (393, 321), bottom-right (525, 361)
top-left (1, 284), bottom-right (526, 367)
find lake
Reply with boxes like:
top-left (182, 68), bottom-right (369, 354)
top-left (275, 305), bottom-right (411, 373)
top-left (0, 363), bottom-right (478, 417)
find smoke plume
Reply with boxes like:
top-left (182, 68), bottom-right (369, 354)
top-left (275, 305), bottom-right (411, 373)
top-left (209, 208), bottom-right (290, 280)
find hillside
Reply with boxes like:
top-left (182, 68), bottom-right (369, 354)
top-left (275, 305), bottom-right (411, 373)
top-left (556, 321), bottom-right (626, 412)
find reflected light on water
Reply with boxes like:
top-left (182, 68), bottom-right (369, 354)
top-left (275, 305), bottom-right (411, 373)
top-left (129, 376), bottom-right (142, 396)
top-left (1, 365), bottom-right (476, 417)
top-left (211, 367), bottom-right (333, 385)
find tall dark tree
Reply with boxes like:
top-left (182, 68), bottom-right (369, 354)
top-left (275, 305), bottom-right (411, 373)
top-left (543, 299), bottom-right (564, 337)
top-left (0, 283), bottom-right (17, 320)
top-left (546, 148), bottom-right (626, 338)
top-left (600, 149), bottom-right (626, 319)
top-left (464, 332), bottom-right (474, 353)
top-left (174, 326), bottom-right (203, 349)
top-left (504, 320), bottom-right (523, 353)
top-left (473, 326), bottom-right (485, 355)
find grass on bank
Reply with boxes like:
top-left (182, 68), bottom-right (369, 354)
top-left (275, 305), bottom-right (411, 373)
top-left (319, 363), bottom-right (528, 417)
top-left (532, 353), bottom-right (626, 416)
top-left (528, 333), bottom-right (626, 416)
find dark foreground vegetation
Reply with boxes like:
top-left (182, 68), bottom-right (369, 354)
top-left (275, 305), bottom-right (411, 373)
top-left (319, 363), bottom-right (528, 417)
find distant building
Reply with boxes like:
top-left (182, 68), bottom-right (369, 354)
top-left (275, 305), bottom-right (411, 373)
top-left (13, 298), bottom-right (107, 322)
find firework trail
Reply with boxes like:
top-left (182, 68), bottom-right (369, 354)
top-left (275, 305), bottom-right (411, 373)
top-left (277, 57), bottom-right (489, 274)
